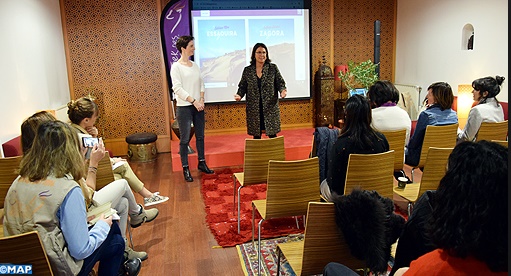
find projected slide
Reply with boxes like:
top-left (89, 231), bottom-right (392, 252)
top-left (191, 9), bottom-right (310, 103)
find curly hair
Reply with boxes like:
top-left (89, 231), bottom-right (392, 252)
top-left (67, 96), bottom-right (98, 125)
top-left (427, 82), bottom-right (454, 110)
top-left (20, 111), bottom-right (57, 154)
top-left (429, 140), bottom-right (508, 272)
top-left (19, 121), bottom-right (85, 182)
top-left (366, 80), bottom-right (400, 108)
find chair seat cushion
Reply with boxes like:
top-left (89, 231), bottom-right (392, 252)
top-left (125, 132), bottom-right (157, 144)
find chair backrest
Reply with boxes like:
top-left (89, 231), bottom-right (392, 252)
top-left (0, 156), bottom-right (22, 209)
top-left (417, 124), bottom-right (458, 168)
top-left (95, 151), bottom-right (115, 191)
top-left (380, 129), bottom-right (407, 171)
top-left (300, 202), bottom-right (365, 275)
top-left (418, 147), bottom-right (453, 198)
top-left (491, 140), bottom-right (508, 148)
top-left (242, 136), bottom-right (285, 185)
top-left (476, 120), bottom-right (508, 141)
top-left (264, 157), bottom-right (320, 219)
top-left (0, 230), bottom-right (54, 275)
top-left (344, 150), bottom-right (395, 199)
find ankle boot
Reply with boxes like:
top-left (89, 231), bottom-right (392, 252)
top-left (198, 161), bottom-right (214, 174)
top-left (183, 166), bottom-right (193, 182)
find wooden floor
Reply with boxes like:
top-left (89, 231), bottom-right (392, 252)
top-left (126, 152), bottom-right (421, 276)
top-left (127, 153), bottom-right (243, 276)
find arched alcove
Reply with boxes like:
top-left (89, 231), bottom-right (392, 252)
top-left (462, 24), bottom-right (474, 50)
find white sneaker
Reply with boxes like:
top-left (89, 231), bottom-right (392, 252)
top-left (144, 192), bottom-right (169, 207)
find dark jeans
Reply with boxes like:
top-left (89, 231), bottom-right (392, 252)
top-left (78, 222), bottom-right (125, 276)
top-left (323, 262), bottom-right (359, 276)
top-left (177, 105), bottom-right (205, 167)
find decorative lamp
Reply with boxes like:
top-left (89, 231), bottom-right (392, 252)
top-left (457, 84), bottom-right (474, 129)
top-left (334, 65), bottom-right (348, 81)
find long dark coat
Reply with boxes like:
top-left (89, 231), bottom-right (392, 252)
top-left (236, 62), bottom-right (286, 136)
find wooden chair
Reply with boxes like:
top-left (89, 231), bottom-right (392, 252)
top-left (0, 230), bottom-right (54, 275)
top-left (380, 129), bottom-right (407, 176)
top-left (233, 136), bottom-right (285, 233)
top-left (408, 124), bottom-right (458, 182)
top-left (476, 120), bottom-right (508, 141)
top-left (344, 150), bottom-right (395, 199)
top-left (0, 156), bottom-right (22, 237)
top-left (394, 147), bottom-right (453, 216)
top-left (95, 151), bottom-right (115, 191)
top-left (251, 157), bottom-right (320, 275)
top-left (276, 202), bottom-right (366, 276)
top-left (491, 140), bottom-right (508, 147)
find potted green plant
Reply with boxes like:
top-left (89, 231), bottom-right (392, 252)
top-left (338, 59), bottom-right (379, 93)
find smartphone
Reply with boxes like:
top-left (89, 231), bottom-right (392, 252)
top-left (82, 137), bottom-right (99, 148)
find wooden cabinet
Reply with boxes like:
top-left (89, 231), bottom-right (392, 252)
top-left (314, 60), bottom-right (335, 127)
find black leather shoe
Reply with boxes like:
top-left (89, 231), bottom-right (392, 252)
top-left (198, 161), bottom-right (214, 174)
top-left (118, 258), bottom-right (141, 276)
top-left (183, 167), bottom-right (193, 182)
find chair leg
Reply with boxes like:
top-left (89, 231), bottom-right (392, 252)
top-left (294, 216), bottom-right (299, 229)
top-left (276, 246), bottom-right (281, 275)
top-left (257, 218), bottom-right (265, 276)
top-left (233, 176), bottom-right (237, 211)
top-left (407, 202), bottom-right (413, 217)
top-left (238, 185), bottom-right (244, 234)
top-left (251, 204), bottom-right (255, 246)
top-left (411, 167), bottom-right (416, 182)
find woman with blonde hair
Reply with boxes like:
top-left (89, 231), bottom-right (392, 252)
top-left (20, 110), bottom-right (155, 262)
top-left (67, 96), bottom-right (169, 206)
top-left (4, 120), bottom-right (127, 275)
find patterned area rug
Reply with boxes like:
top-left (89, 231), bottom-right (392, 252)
top-left (237, 234), bottom-right (303, 276)
top-left (201, 168), bottom-right (305, 247)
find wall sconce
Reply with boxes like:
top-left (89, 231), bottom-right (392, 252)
top-left (457, 84), bottom-right (474, 129)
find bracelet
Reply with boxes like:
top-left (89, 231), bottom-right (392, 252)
top-left (191, 98), bottom-right (196, 103)
top-left (88, 166), bottom-right (98, 173)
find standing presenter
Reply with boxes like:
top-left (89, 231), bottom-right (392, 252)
top-left (171, 35), bottom-right (214, 182)
top-left (234, 42), bottom-right (287, 139)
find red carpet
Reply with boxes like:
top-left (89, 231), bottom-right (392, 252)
top-left (171, 128), bottom-right (315, 171)
top-left (201, 167), bottom-right (304, 248)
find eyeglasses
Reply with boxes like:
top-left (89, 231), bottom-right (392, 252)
top-left (255, 51), bottom-right (266, 55)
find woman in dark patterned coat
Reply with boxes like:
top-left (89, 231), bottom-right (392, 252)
top-left (234, 43), bottom-right (287, 139)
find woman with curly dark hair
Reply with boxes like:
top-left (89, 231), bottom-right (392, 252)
top-left (395, 140), bottom-right (508, 275)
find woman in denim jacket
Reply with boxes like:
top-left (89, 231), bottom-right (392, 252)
top-left (405, 82), bottom-right (458, 166)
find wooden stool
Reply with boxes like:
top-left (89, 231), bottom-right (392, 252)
top-left (126, 132), bottom-right (158, 162)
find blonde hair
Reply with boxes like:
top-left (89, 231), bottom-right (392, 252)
top-left (67, 96), bottom-right (99, 125)
top-left (19, 121), bottom-right (85, 182)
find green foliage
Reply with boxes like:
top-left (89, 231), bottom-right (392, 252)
top-left (338, 59), bottom-right (379, 92)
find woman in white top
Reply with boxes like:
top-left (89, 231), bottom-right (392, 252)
top-left (367, 80), bottom-right (412, 144)
top-left (170, 35), bottom-right (214, 182)
top-left (457, 75), bottom-right (505, 143)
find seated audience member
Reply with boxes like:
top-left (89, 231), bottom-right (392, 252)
top-left (20, 111), bottom-right (156, 261)
top-left (3, 120), bottom-right (129, 275)
top-left (367, 80), bottom-right (412, 181)
top-left (457, 75), bottom-right (505, 143)
top-left (320, 94), bottom-right (389, 201)
top-left (67, 96), bottom-right (169, 207)
top-left (394, 140), bottom-right (508, 275)
top-left (405, 82), bottom-right (458, 166)
top-left (367, 80), bottom-right (412, 144)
